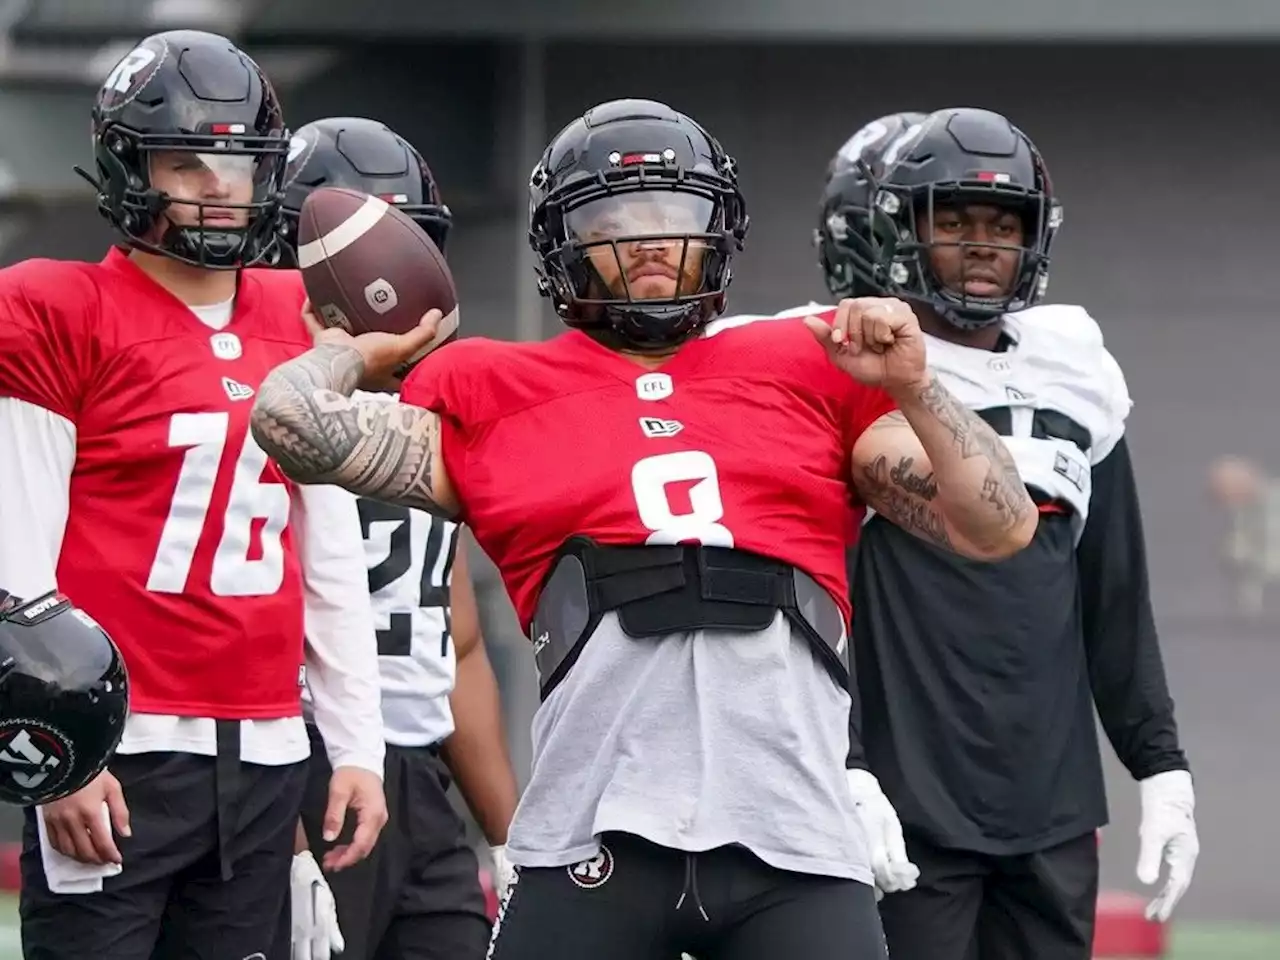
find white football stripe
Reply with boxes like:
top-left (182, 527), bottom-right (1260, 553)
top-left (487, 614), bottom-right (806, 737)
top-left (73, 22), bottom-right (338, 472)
top-left (407, 305), bottom-right (460, 364)
top-left (297, 193), bottom-right (390, 269)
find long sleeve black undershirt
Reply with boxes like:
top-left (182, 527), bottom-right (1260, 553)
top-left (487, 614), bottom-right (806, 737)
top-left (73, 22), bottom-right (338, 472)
top-left (846, 438), bottom-right (1189, 779)
top-left (1077, 437), bottom-right (1189, 780)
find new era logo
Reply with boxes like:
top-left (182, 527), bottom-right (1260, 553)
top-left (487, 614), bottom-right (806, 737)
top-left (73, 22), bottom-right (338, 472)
top-left (639, 417), bottom-right (683, 438)
top-left (222, 377), bottom-right (254, 401)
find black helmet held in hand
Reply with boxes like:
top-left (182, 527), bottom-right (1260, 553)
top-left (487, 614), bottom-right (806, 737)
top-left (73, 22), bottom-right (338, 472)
top-left (0, 590), bottom-right (129, 806)
top-left (528, 99), bottom-right (749, 351)
top-left (85, 30), bottom-right (290, 270)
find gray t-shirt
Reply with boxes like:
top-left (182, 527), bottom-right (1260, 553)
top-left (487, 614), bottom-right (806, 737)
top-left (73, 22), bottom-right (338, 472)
top-left (506, 611), bottom-right (872, 884)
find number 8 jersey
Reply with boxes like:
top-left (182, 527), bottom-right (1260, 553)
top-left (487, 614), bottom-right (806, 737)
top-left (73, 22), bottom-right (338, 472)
top-left (0, 250), bottom-right (314, 719)
top-left (400, 310), bottom-right (896, 633)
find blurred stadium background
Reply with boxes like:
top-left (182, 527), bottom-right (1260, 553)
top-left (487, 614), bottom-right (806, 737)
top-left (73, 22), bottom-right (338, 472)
top-left (0, 0), bottom-right (1277, 956)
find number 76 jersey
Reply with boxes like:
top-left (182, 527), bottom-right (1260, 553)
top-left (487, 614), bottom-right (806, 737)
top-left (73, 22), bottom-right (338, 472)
top-left (0, 251), bottom-right (314, 720)
top-left (400, 315), bottom-right (896, 634)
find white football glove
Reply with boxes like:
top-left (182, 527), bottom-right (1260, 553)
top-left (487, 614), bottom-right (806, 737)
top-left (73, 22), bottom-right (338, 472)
top-left (1136, 769), bottom-right (1199, 922)
top-left (291, 850), bottom-right (345, 960)
top-left (490, 844), bottom-right (516, 903)
top-left (847, 769), bottom-right (920, 896)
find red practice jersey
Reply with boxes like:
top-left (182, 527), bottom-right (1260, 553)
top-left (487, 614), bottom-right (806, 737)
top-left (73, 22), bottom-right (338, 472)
top-left (401, 310), bottom-right (896, 631)
top-left (0, 249), bottom-right (311, 719)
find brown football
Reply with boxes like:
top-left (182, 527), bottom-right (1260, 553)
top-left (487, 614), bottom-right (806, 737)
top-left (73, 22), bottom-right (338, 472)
top-left (297, 186), bottom-right (458, 360)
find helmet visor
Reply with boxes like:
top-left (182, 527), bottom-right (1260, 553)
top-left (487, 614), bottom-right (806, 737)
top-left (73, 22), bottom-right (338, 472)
top-left (565, 190), bottom-right (717, 302)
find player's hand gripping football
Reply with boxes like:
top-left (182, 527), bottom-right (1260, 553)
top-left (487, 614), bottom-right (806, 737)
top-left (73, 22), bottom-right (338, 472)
top-left (804, 297), bottom-right (929, 394)
top-left (301, 299), bottom-right (442, 392)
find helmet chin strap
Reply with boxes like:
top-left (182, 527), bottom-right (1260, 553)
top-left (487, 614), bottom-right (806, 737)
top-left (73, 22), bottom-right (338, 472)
top-left (902, 291), bottom-right (1006, 335)
top-left (938, 305), bottom-right (1007, 331)
top-left (585, 322), bottom-right (688, 356)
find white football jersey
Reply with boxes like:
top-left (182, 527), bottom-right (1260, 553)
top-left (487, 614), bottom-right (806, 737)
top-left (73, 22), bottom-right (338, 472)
top-left (355, 390), bottom-right (460, 747)
top-left (923, 303), bottom-right (1130, 536)
top-left (724, 302), bottom-right (1130, 538)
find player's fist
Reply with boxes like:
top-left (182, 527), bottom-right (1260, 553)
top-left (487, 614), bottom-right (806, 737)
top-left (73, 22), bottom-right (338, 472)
top-left (803, 297), bottom-right (928, 394)
top-left (301, 299), bottom-right (442, 393)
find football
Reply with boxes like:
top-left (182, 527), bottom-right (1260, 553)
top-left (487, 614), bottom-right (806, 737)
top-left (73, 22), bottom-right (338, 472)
top-left (296, 186), bottom-right (458, 360)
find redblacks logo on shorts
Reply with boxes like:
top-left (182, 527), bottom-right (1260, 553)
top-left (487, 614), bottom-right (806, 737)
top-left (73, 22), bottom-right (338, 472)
top-left (566, 844), bottom-right (614, 889)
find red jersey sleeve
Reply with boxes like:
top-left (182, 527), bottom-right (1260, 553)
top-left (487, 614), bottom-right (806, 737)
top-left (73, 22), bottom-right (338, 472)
top-left (0, 260), bottom-right (98, 422)
top-left (847, 381), bottom-right (898, 443)
top-left (399, 339), bottom-right (494, 519)
top-left (792, 304), bottom-right (898, 448)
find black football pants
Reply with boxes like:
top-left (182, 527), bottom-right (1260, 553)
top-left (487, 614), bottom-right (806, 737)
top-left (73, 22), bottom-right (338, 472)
top-left (877, 830), bottom-right (1099, 960)
top-left (487, 831), bottom-right (888, 960)
top-left (300, 724), bottom-right (491, 960)
top-left (20, 729), bottom-right (306, 960)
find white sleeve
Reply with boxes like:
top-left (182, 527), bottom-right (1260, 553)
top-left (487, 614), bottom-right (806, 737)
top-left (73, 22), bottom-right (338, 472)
top-left (293, 483), bottom-right (386, 777)
top-left (1091, 346), bottom-right (1133, 465)
top-left (0, 398), bottom-right (74, 598)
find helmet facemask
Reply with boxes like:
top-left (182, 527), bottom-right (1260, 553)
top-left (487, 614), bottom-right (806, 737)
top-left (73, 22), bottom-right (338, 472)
top-left (817, 177), bottom-right (893, 301)
top-left (93, 122), bottom-right (289, 270)
top-left (532, 160), bottom-right (746, 352)
top-left (877, 178), bottom-right (1062, 331)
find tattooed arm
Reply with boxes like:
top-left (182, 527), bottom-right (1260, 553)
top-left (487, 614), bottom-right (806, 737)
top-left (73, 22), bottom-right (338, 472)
top-left (249, 343), bottom-right (458, 517)
top-left (851, 374), bottom-right (1037, 560)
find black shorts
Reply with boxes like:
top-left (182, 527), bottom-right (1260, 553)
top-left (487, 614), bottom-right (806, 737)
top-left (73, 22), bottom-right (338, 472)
top-left (300, 724), bottom-right (490, 960)
top-left (20, 730), bottom-right (307, 960)
top-left (489, 832), bottom-right (887, 960)
top-left (877, 830), bottom-right (1099, 960)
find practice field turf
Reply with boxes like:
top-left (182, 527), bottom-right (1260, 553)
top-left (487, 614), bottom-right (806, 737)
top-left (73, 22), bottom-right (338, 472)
top-left (0, 894), bottom-right (1273, 959)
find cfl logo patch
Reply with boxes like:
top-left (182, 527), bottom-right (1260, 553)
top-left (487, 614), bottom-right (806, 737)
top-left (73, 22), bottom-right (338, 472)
top-left (364, 277), bottom-right (399, 315)
top-left (567, 844), bottom-right (614, 889)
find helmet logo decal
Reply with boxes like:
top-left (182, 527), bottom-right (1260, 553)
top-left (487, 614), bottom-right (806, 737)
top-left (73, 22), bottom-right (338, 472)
top-left (97, 38), bottom-right (168, 114)
top-left (879, 122), bottom-right (924, 169)
top-left (103, 45), bottom-right (157, 94)
top-left (0, 720), bottom-right (74, 798)
top-left (287, 135), bottom-right (309, 165)
top-left (837, 120), bottom-right (890, 165)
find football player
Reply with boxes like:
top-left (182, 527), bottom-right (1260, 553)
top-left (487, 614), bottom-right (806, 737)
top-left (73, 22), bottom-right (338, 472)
top-left (0, 588), bottom-right (128, 807)
top-left (817, 111), bottom-right (929, 900)
top-left (813, 106), bottom-right (1199, 960)
top-left (249, 98), bottom-right (1040, 960)
top-left (0, 30), bottom-right (387, 960)
top-left (279, 116), bottom-right (518, 960)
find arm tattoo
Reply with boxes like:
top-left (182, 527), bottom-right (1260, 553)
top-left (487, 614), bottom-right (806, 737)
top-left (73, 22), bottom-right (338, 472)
top-left (860, 377), bottom-right (1033, 553)
top-left (911, 375), bottom-right (1032, 531)
top-left (860, 453), bottom-right (952, 549)
top-left (249, 344), bottom-right (452, 516)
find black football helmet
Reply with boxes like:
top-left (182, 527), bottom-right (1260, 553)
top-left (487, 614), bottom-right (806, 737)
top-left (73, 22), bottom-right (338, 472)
top-left (528, 99), bottom-right (749, 350)
top-left (279, 117), bottom-right (451, 263)
top-left (869, 107), bottom-right (1063, 329)
top-left (83, 30), bottom-right (289, 269)
top-left (816, 111), bottom-right (928, 299)
top-left (0, 589), bottom-right (129, 806)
